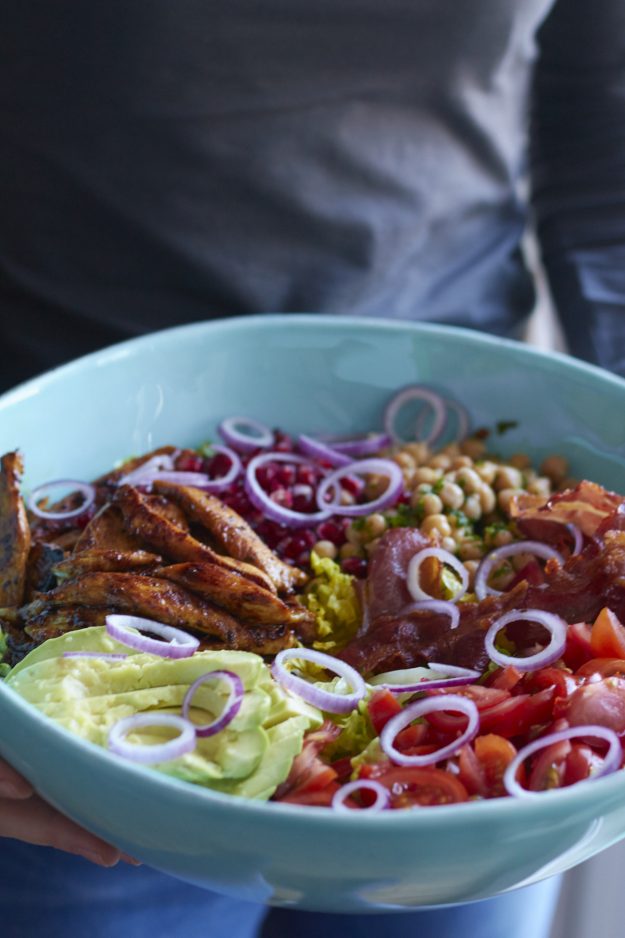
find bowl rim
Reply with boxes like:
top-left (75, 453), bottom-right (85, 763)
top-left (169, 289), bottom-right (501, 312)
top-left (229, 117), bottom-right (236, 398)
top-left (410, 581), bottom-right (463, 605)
top-left (2, 314), bottom-right (625, 416)
top-left (3, 313), bottom-right (625, 828)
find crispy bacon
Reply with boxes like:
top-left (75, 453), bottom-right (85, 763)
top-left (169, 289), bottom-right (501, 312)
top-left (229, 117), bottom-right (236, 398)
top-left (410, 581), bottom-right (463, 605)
top-left (339, 527), bottom-right (625, 676)
top-left (511, 481), bottom-right (625, 539)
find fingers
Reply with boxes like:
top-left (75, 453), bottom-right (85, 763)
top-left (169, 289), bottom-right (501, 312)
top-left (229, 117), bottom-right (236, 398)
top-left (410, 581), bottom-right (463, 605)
top-left (0, 793), bottom-right (123, 867)
top-left (0, 758), bottom-right (34, 799)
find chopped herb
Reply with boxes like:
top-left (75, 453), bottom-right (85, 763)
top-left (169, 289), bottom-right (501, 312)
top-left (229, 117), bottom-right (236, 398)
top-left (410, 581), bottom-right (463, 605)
top-left (197, 440), bottom-right (215, 458)
top-left (432, 477), bottom-right (445, 495)
top-left (385, 502), bottom-right (424, 528)
top-left (492, 564), bottom-right (511, 579)
top-left (449, 509), bottom-right (471, 529)
top-left (495, 420), bottom-right (519, 435)
top-left (351, 517), bottom-right (368, 532)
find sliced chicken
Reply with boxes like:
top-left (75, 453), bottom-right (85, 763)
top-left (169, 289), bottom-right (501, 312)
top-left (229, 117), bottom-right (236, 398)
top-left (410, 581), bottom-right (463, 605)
top-left (0, 452), bottom-right (31, 606)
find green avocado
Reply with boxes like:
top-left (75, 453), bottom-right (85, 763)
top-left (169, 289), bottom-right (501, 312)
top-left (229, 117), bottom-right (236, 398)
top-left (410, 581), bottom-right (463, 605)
top-left (7, 627), bottom-right (322, 799)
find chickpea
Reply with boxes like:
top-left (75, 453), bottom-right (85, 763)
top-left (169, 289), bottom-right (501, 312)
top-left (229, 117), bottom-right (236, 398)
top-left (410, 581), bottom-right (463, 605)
top-left (441, 442), bottom-right (461, 459)
top-left (414, 466), bottom-right (442, 485)
top-left (420, 513), bottom-right (452, 539)
top-left (364, 513), bottom-right (387, 539)
top-left (494, 465), bottom-right (523, 491)
top-left (339, 542), bottom-right (364, 561)
top-left (365, 536), bottom-right (382, 556)
top-left (457, 538), bottom-right (485, 561)
top-left (312, 540), bottom-right (337, 560)
top-left (540, 454), bottom-right (568, 483)
top-left (393, 451), bottom-right (416, 471)
top-left (441, 536), bottom-right (457, 554)
top-left (527, 476), bottom-right (552, 499)
top-left (477, 483), bottom-right (496, 514)
top-left (421, 493), bottom-right (444, 516)
top-left (402, 467), bottom-right (417, 488)
top-left (493, 528), bottom-right (514, 547)
top-left (439, 480), bottom-right (465, 511)
top-left (475, 460), bottom-right (497, 485)
top-left (463, 493), bottom-right (483, 521)
top-left (346, 521), bottom-right (364, 545)
top-left (340, 489), bottom-right (356, 507)
top-left (404, 442), bottom-right (431, 464)
top-left (428, 454), bottom-right (452, 471)
top-left (510, 551), bottom-right (534, 571)
top-left (508, 453), bottom-right (532, 470)
top-left (460, 437), bottom-right (487, 460)
top-left (451, 455), bottom-right (474, 470)
top-left (497, 487), bottom-right (523, 514)
top-left (455, 466), bottom-right (482, 494)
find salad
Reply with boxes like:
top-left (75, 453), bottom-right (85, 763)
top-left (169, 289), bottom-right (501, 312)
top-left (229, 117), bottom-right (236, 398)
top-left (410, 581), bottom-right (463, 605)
top-left (2, 385), bottom-right (625, 811)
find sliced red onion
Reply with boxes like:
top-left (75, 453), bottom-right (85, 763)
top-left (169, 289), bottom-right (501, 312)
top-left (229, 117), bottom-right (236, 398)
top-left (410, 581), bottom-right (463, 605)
top-left (400, 599), bottom-right (461, 630)
top-left (297, 435), bottom-right (352, 468)
top-left (245, 453), bottom-right (332, 528)
top-left (380, 694), bottom-right (480, 767)
top-left (271, 647), bottom-right (366, 715)
top-left (63, 652), bottom-right (128, 661)
top-left (117, 454), bottom-right (175, 487)
top-left (383, 386), bottom-right (447, 446)
top-left (484, 609), bottom-right (567, 672)
top-left (414, 398), bottom-right (471, 446)
top-left (474, 541), bottom-right (564, 601)
top-left (105, 614), bottom-right (200, 659)
top-left (329, 432), bottom-right (393, 457)
top-left (503, 725), bottom-right (622, 798)
top-left (331, 779), bottom-right (390, 812)
top-left (108, 713), bottom-right (197, 765)
top-left (566, 523), bottom-right (583, 556)
top-left (370, 661), bottom-right (481, 693)
top-left (28, 479), bottom-right (96, 522)
top-left (406, 547), bottom-right (469, 603)
top-left (182, 669), bottom-right (244, 738)
top-left (315, 458), bottom-right (404, 518)
top-left (218, 416), bottom-right (275, 453)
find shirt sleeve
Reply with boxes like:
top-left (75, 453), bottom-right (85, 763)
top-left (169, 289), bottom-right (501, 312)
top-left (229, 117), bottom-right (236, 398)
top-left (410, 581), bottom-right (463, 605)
top-left (530, 0), bottom-right (625, 376)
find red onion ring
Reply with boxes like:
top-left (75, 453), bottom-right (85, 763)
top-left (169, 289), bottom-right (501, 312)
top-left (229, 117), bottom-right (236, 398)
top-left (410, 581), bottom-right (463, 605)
top-left (328, 432), bottom-right (392, 457)
top-left (63, 652), bottom-right (128, 661)
top-left (383, 386), bottom-right (448, 445)
top-left (380, 694), bottom-right (480, 767)
top-left (271, 648), bottom-right (366, 715)
top-left (108, 713), bottom-right (197, 765)
top-left (503, 725), bottom-right (622, 797)
top-left (331, 779), bottom-right (390, 812)
top-left (297, 435), bottom-right (352, 468)
top-left (406, 547), bottom-right (469, 603)
top-left (105, 614), bottom-right (200, 659)
top-left (400, 599), bottom-right (461, 630)
top-left (315, 459), bottom-right (404, 517)
top-left (414, 398), bottom-right (471, 446)
top-left (117, 454), bottom-right (175, 487)
top-left (218, 416), bottom-right (275, 453)
top-left (182, 670), bottom-right (244, 737)
top-left (245, 453), bottom-right (332, 528)
top-left (27, 479), bottom-right (96, 522)
top-left (370, 661), bottom-right (481, 694)
top-left (484, 608), bottom-right (567, 671)
top-left (566, 523), bottom-right (583, 556)
top-left (474, 541), bottom-right (564, 601)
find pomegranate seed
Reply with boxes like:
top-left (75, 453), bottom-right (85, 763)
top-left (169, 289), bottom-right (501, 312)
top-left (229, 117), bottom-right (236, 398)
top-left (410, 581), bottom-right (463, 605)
top-left (205, 452), bottom-right (232, 478)
top-left (256, 465), bottom-right (276, 491)
top-left (341, 556), bottom-right (368, 578)
top-left (316, 520), bottom-right (345, 545)
top-left (271, 488), bottom-right (293, 509)
top-left (176, 453), bottom-right (204, 472)
top-left (280, 533), bottom-right (315, 560)
top-left (275, 465), bottom-right (296, 486)
top-left (274, 432), bottom-right (294, 452)
top-left (256, 519), bottom-right (287, 548)
top-left (341, 475), bottom-right (364, 497)
top-left (296, 465), bottom-right (317, 486)
top-left (293, 491), bottom-right (314, 513)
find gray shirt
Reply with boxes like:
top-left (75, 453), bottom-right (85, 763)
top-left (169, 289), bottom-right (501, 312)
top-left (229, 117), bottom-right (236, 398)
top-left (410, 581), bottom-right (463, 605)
top-left (1, 0), bottom-right (624, 383)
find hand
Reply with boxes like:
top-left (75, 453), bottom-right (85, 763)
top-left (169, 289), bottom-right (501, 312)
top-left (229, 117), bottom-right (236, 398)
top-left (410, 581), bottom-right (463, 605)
top-left (0, 757), bottom-right (139, 867)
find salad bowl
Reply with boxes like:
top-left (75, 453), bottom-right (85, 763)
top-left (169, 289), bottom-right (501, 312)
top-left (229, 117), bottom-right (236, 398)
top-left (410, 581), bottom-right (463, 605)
top-left (1, 314), bottom-right (625, 912)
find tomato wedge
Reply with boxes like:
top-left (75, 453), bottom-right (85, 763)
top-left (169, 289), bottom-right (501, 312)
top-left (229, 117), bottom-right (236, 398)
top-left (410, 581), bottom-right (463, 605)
top-left (576, 658), bottom-right (625, 680)
top-left (563, 621), bottom-right (594, 671)
top-left (366, 765), bottom-right (469, 807)
top-left (478, 687), bottom-right (556, 738)
top-left (367, 688), bottom-right (402, 734)
top-left (590, 608), bottom-right (625, 659)
top-left (458, 734), bottom-right (518, 798)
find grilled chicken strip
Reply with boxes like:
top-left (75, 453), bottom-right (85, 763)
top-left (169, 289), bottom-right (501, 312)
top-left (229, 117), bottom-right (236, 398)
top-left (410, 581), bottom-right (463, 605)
top-left (152, 482), bottom-right (306, 593)
top-left (94, 446), bottom-right (179, 486)
top-left (0, 452), bottom-right (31, 606)
top-left (24, 571), bottom-right (285, 651)
top-left (73, 504), bottom-right (144, 554)
top-left (155, 562), bottom-right (315, 632)
top-left (54, 549), bottom-right (163, 579)
top-left (114, 485), bottom-right (276, 593)
top-left (24, 605), bottom-right (109, 643)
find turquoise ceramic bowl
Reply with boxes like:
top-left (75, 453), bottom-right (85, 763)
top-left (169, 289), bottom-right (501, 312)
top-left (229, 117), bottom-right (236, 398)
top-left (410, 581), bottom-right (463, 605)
top-left (1, 315), bottom-right (625, 912)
